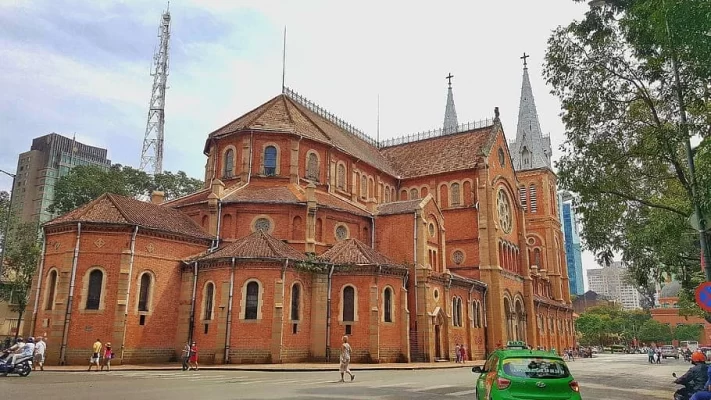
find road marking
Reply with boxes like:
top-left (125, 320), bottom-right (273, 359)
top-left (410, 384), bottom-right (454, 392)
top-left (374, 382), bottom-right (414, 388)
top-left (447, 389), bottom-right (477, 396)
top-left (296, 379), bottom-right (336, 385)
top-left (579, 381), bottom-right (671, 399)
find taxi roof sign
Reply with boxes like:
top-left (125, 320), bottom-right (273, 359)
top-left (506, 341), bottom-right (527, 349)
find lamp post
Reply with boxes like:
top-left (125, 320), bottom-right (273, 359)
top-left (589, 0), bottom-right (711, 281)
top-left (0, 168), bottom-right (16, 277)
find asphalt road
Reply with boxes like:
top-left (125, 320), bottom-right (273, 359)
top-left (2, 353), bottom-right (685, 399)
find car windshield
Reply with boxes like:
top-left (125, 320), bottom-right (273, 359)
top-left (501, 357), bottom-right (571, 379)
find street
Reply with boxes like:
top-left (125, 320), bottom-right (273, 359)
top-left (3, 353), bottom-right (684, 399)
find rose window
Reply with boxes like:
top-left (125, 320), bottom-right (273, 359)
top-left (497, 189), bottom-right (512, 234)
top-left (453, 250), bottom-right (464, 265)
top-left (336, 225), bottom-right (348, 241)
top-left (254, 218), bottom-right (271, 232)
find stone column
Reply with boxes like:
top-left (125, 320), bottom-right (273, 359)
top-left (270, 274), bottom-right (286, 363)
top-left (241, 137), bottom-right (251, 182)
top-left (368, 282), bottom-right (380, 362)
top-left (213, 281), bottom-right (230, 364)
top-left (400, 286), bottom-right (411, 362)
top-left (116, 249), bottom-right (132, 364)
top-left (305, 183), bottom-right (316, 254)
top-left (309, 273), bottom-right (328, 360)
top-left (290, 138), bottom-right (300, 184)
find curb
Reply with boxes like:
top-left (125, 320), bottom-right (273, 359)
top-left (44, 364), bottom-right (479, 373)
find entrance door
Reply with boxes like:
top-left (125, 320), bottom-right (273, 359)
top-left (434, 325), bottom-right (442, 359)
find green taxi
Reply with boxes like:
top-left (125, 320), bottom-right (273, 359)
top-left (472, 341), bottom-right (581, 400)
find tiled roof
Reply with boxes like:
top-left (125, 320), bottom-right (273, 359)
top-left (534, 295), bottom-right (571, 308)
top-left (314, 191), bottom-right (370, 216)
top-left (45, 194), bottom-right (213, 239)
top-left (206, 94), bottom-right (399, 177)
top-left (319, 239), bottom-right (399, 266)
top-left (223, 184), bottom-right (304, 204)
top-left (380, 127), bottom-right (493, 178)
top-left (194, 230), bottom-right (306, 262)
top-left (377, 199), bottom-right (423, 216)
top-left (161, 188), bottom-right (212, 207)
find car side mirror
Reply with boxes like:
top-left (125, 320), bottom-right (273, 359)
top-left (472, 366), bottom-right (483, 374)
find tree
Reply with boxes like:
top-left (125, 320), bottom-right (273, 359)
top-left (673, 324), bottom-right (704, 341)
top-left (48, 165), bottom-right (204, 215)
top-left (637, 319), bottom-right (673, 344)
top-left (0, 190), bottom-right (9, 256)
top-left (544, 0), bottom-right (711, 314)
top-left (0, 221), bottom-right (42, 340)
top-left (575, 305), bottom-right (650, 345)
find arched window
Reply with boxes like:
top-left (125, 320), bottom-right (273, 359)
top-left (245, 281), bottom-right (259, 320)
top-left (86, 270), bottom-right (103, 310)
top-left (410, 188), bottom-right (418, 200)
top-left (264, 146), bottom-right (277, 176)
top-left (533, 248), bottom-right (542, 268)
top-left (223, 149), bottom-right (234, 178)
top-left (384, 287), bottom-right (393, 323)
top-left (204, 282), bottom-right (214, 320)
top-left (519, 187), bottom-right (527, 211)
top-left (306, 152), bottom-right (319, 181)
top-left (290, 283), bottom-right (301, 321)
top-left (529, 184), bottom-right (537, 212)
top-left (343, 286), bottom-right (355, 322)
top-left (384, 186), bottom-right (391, 202)
top-left (451, 183), bottom-right (461, 206)
top-left (361, 175), bottom-right (367, 199)
top-left (138, 273), bottom-right (151, 312)
top-left (45, 270), bottom-right (58, 310)
top-left (337, 164), bottom-right (346, 189)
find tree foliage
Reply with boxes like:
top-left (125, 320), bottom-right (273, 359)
top-left (545, 0), bottom-right (711, 314)
top-left (0, 190), bottom-right (8, 255)
top-left (574, 305), bottom-right (651, 345)
top-left (0, 221), bottom-right (42, 339)
top-left (48, 165), bottom-right (204, 215)
top-left (638, 319), bottom-right (673, 344)
top-left (673, 323), bottom-right (704, 341)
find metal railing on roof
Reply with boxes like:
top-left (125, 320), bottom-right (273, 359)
top-left (283, 86), bottom-right (379, 147)
top-left (379, 119), bottom-right (495, 148)
top-left (283, 86), bottom-right (496, 149)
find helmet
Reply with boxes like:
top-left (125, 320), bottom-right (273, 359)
top-left (27, 337), bottom-right (34, 343)
top-left (16, 338), bottom-right (23, 342)
top-left (692, 351), bottom-right (707, 363)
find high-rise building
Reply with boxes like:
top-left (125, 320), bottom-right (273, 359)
top-left (558, 191), bottom-right (584, 295)
top-left (587, 261), bottom-right (641, 310)
top-left (10, 133), bottom-right (111, 224)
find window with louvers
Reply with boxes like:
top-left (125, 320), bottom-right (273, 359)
top-left (306, 153), bottom-right (319, 181)
top-left (337, 164), bottom-right (346, 189)
top-left (529, 184), bottom-right (537, 212)
top-left (519, 187), bottom-right (527, 211)
top-left (451, 183), bottom-right (460, 206)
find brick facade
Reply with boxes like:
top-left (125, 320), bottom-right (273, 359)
top-left (26, 91), bottom-right (574, 365)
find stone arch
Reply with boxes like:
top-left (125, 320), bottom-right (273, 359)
top-left (43, 268), bottom-right (59, 311)
top-left (292, 215), bottom-right (304, 240)
top-left (438, 183), bottom-right (449, 207)
top-left (261, 143), bottom-right (281, 176)
top-left (136, 270), bottom-right (156, 313)
top-left (221, 145), bottom-right (238, 179)
top-left (201, 280), bottom-right (216, 321)
top-left (420, 185), bottom-right (429, 198)
top-left (462, 179), bottom-right (473, 206)
top-left (305, 150), bottom-right (321, 182)
top-left (503, 294), bottom-right (513, 342)
top-left (81, 267), bottom-right (107, 311)
top-left (240, 279), bottom-right (264, 320)
top-left (450, 181), bottom-right (462, 206)
top-left (514, 295), bottom-right (526, 342)
top-left (221, 213), bottom-right (233, 238)
top-left (336, 161), bottom-right (347, 190)
top-left (400, 189), bottom-right (408, 200)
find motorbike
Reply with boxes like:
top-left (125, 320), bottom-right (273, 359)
top-left (684, 352), bottom-right (692, 362)
top-left (672, 372), bottom-right (695, 400)
top-left (0, 351), bottom-right (33, 377)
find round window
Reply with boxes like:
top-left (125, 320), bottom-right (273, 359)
top-left (452, 250), bottom-right (464, 265)
top-left (433, 289), bottom-right (439, 300)
top-left (428, 222), bottom-right (435, 237)
top-left (497, 189), bottom-right (512, 234)
top-left (254, 217), bottom-right (271, 232)
top-left (335, 225), bottom-right (348, 241)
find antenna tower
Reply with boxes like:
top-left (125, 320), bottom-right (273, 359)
top-left (140, 5), bottom-right (171, 175)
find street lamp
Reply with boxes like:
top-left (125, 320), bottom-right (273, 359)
top-left (0, 168), bottom-right (16, 277)
top-left (589, 0), bottom-right (711, 281)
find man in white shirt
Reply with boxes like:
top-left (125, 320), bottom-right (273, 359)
top-left (1, 338), bottom-right (24, 363)
top-left (33, 337), bottom-right (46, 371)
top-left (10, 337), bottom-right (35, 366)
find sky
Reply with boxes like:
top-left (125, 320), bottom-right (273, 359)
top-left (0, 0), bottom-right (603, 285)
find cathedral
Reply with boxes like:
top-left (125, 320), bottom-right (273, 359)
top-left (25, 61), bottom-right (575, 365)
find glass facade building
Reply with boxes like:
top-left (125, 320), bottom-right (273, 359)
top-left (558, 191), bottom-right (585, 296)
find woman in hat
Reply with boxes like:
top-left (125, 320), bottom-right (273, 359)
top-left (101, 342), bottom-right (113, 371)
top-left (188, 341), bottom-right (199, 371)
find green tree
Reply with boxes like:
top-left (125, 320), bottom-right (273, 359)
top-left (0, 221), bottom-right (42, 340)
top-left (48, 165), bottom-right (204, 215)
top-left (0, 190), bottom-right (9, 255)
top-left (544, 0), bottom-right (711, 314)
top-left (637, 319), bottom-right (673, 344)
top-left (575, 305), bottom-right (650, 345)
top-left (673, 324), bottom-right (704, 341)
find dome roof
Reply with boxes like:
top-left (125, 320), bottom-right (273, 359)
top-left (660, 280), bottom-right (682, 298)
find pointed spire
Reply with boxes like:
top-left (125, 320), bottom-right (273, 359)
top-left (443, 73), bottom-right (458, 134)
top-left (510, 54), bottom-right (552, 171)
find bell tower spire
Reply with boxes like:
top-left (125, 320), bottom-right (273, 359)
top-left (510, 53), bottom-right (552, 171)
top-left (443, 73), bottom-right (459, 134)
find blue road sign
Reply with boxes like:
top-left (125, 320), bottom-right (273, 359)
top-left (695, 282), bottom-right (711, 312)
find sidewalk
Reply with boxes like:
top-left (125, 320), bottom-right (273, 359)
top-left (44, 360), bottom-right (483, 373)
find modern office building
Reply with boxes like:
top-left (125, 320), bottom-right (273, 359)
top-left (587, 261), bottom-right (642, 310)
top-left (558, 191), bottom-right (584, 296)
top-left (9, 133), bottom-right (111, 224)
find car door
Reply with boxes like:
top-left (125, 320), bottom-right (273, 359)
top-left (477, 354), bottom-right (499, 399)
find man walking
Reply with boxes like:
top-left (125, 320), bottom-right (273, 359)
top-left (88, 339), bottom-right (102, 372)
top-left (33, 337), bottom-right (46, 371)
top-left (181, 341), bottom-right (191, 371)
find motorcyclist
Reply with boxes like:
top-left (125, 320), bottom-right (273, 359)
top-left (8, 337), bottom-right (34, 367)
top-left (0, 338), bottom-right (24, 363)
top-left (675, 351), bottom-right (709, 399)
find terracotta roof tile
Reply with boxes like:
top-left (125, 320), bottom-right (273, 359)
top-left (380, 127), bottom-right (493, 178)
top-left (376, 199), bottom-right (423, 216)
top-left (223, 185), bottom-right (304, 204)
top-left (45, 194), bottom-right (212, 239)
top-left (319, 239), bottom-right (399, 266)
top-left (161, 188), bottom-right (212, 207)
top-left (195, 230), bottom-right (306, 262)
top-left (314, 191), bottom-right (370, 216)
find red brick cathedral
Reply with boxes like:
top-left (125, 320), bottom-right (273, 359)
top-left (26, 64), bottom-right (574, 365)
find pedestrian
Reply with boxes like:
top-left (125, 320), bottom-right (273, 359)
top-left (338, 335), bottom-right (355, 382)
top-left (455, 344), bottom-right (461, 363)
top-left (656, 349), bottom-right (662, 364)
top-left (181, 341), bottom-right (191, 371)
top-left (188, 341), bottom-right (199, 371)
top-left (101, 342), bottom-right (113, 371)
top-left (33, 337), bottom-right (46, 371)
top-left (88, 339), bottom-right (102, 372)
top-left (647, 347), bottom-right (655, 364)
top-left (460, 344), bottom-right (467, 363)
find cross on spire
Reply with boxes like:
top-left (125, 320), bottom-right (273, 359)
top-left (446, 73), bottom-right (454, 88)
top-left (520, 52), bottom-right (530, 68)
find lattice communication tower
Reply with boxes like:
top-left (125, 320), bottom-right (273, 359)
top-left (140, 6), bottom-right (171, 175)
